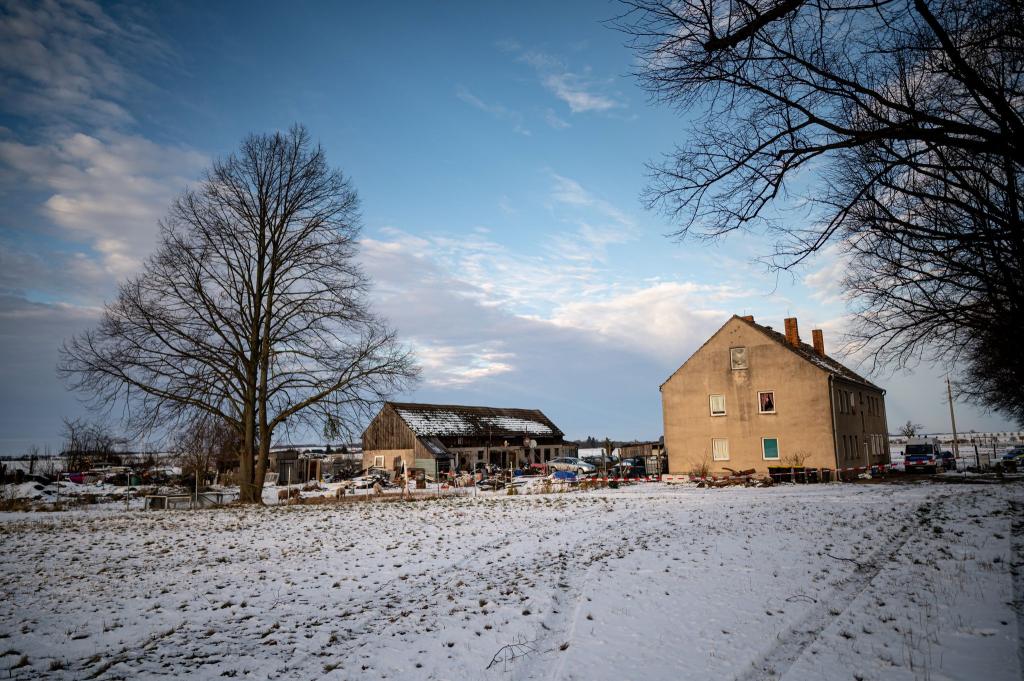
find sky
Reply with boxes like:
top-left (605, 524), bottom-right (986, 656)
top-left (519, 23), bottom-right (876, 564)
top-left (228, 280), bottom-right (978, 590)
top-left (0, 0), bottom-right (1017, 454)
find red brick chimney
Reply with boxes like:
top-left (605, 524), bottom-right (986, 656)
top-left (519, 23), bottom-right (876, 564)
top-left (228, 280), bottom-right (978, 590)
top-left (812, 329), bottom-right (825, 356)
top-left (740, 315), bottom-right (754, 322)
top-left (784, 317), bottom-right (800, 347)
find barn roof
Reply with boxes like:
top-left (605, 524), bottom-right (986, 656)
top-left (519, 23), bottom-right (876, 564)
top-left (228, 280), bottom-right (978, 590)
top-left (388, 402), bottom-right (563, 439)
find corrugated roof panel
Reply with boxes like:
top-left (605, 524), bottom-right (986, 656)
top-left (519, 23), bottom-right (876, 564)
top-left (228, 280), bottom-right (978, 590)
top-left (389, 403), bottom-right (562, 438)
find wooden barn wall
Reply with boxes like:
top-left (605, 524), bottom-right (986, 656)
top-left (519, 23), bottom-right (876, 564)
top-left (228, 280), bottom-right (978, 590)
top-left (413, 438), bottom-right (435, 460)
top-left (362, 406), bottom-right (415, 451)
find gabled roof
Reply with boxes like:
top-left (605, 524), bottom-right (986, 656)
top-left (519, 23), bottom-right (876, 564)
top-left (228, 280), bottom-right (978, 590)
top-left (736, 316), bottom-right (881, 389)
top-left (388, 402), bottom-right (563, 439)
top-left (662, 315), bottom-right (881, 390)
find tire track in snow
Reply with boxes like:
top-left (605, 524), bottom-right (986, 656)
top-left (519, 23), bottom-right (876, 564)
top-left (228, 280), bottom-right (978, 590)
top-left (1009, 500), bottom-right (1024, 679)
top-left (733, 493), bottom-right (934, 681)
top-left (319, 497), bottom-right (616, 667)
top-left (503, 499), bottom-right (650, 681)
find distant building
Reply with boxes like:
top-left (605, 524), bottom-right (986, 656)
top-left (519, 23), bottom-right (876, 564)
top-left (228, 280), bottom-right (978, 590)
top-left (361, 402), bottom-right (570, 476)
top-left (661, 315), bottom-right (889, 475)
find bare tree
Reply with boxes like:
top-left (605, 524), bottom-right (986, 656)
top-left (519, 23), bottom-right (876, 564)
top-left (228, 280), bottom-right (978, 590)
top-left (60, 125), bottom-right (419, 502)
top-left (899, 420), bottom-right (923, 438)
top-left (60, 417), bottom-right (127, 472)
top-left (173, 417), bottom-right (237, 490)
top-left (616, 0), bottom-right (1023, 421)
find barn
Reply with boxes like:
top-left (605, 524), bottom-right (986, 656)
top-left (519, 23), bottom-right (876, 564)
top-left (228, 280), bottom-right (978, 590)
top-left (361, 402), bottom-right (570, 477)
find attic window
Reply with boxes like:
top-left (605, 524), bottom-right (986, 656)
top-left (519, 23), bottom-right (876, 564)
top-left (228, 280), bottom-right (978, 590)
top-left (730, 347), bottom-right (748, 370)
top-left (709, 394), bottom-right (726, 416)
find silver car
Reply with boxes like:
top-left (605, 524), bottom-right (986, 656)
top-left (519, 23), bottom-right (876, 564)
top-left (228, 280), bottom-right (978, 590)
top-left (547, 457), bottom-right (596, 475)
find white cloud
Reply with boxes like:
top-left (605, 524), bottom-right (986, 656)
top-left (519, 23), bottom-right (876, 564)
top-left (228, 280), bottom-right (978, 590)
top-left (0, 0), bottom-right (206, 288)
top-left (514, 48), bottom-right (623, 114)
top-left (544, 108), bottom-right (571, 129)
top-left (541, 72), bottom-right (619, 113)
top-left (0, 0), bottom-right (209, 452)
top-left (0, 131), bottom-right (207, 279)
top-left (549, 173), bottom-right (634, 228)
top-left (0, 0), bottom-right (164, 127)
top-left (362, 172), bottom-right (747, 385)
top-left (802, 243), bottom-right (851, 306)
top-left (548, 282), bottom-right (744, 361)
top-left (456, 86), bottom-right (530, 136)
top-left (414, 342), bottom-right (515, 386)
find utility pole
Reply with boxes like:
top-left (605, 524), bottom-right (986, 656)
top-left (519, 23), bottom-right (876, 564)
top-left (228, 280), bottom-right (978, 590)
top-left (946, 377), bottom-right (960, 460)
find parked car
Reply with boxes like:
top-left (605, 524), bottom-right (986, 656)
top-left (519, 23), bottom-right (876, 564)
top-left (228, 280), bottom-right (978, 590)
top-left (611, 458), bottom-right (650, 479)
top-left (1002, 447), bottom-right (1024, 462)
top-left (999, 447), bottom-right (1024, 471)
top-left (939, 451), bottom-right (957, 471)
top-left (610, 465), bottom-right (646, 480)
top-left (548, 457), bottom-right (596, 475)
top-left (904, 443), bottom-right (940, 474)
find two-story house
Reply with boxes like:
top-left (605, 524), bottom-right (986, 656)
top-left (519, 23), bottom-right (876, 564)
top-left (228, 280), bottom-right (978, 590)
top-left (661, 315), bottom-right (889, 475)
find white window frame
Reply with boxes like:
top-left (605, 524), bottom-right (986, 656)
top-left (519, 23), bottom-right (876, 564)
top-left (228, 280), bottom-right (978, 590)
top-left (761, 437), bottom-right (780, 461)
top-left (372, 455), bottom-right (385, 468)
top-left (757, 390), bottom-right (776, 414)
top-left (709, 394), bottom-right (726, 416)
top-left (712, 438), bottom-right (730, 461)
top-left (730, 347), bottom-right (748, 370)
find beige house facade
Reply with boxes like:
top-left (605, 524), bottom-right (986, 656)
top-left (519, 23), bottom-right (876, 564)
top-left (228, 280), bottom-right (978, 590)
top-left (661, 315), bottom-right (889, 476)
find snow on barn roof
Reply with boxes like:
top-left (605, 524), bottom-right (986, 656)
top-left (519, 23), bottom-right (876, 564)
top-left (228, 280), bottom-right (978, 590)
top-left (389, 402), bottom-right (563, 439)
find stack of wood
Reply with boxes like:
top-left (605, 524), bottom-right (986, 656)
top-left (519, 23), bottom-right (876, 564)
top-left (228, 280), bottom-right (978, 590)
top-left (695, 469), bottom-right (773, 488)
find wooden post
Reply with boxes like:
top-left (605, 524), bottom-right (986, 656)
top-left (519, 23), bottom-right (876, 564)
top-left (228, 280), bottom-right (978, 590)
top-left (946, 377), bottom-right (960, 460)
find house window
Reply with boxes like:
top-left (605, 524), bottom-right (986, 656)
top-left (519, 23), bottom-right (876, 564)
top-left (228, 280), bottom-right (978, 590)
top-left (712, 438), bottom-right (729, 461)
top-left (730, 347), bottom-right (748, 370)
top-left (762, 437), bottom-right (780, 460)
top-left (372, 455), bottom-right (384, 468)
top-left (758, 391), bottom-right (776, 414)
top-left (477, 450), bottom-right (484, 460)
top-left (709, 394), bottom-right (726, 416)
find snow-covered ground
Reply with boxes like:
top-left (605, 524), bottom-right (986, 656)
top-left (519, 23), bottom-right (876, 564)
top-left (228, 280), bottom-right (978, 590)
top-left (0, 481), bottom-right (1020, 680)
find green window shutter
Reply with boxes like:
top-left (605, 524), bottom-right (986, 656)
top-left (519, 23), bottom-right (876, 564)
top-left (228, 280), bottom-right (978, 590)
top-left (763, 438), bottom-right (779, 460)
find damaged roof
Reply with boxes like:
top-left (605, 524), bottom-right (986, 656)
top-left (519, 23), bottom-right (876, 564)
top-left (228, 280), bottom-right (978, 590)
top-left (388, 402), bottom-right (563, 439)
top-left (735, 316), bottom-right (882, 389)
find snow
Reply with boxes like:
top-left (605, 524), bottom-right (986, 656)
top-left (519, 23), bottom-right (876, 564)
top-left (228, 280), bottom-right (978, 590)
top-left (395, 407), bottom-right (554, 437)
top-left (2, 479), bottom-right (130, 502)
top-left (0, 481), bottom-right (1020, 680)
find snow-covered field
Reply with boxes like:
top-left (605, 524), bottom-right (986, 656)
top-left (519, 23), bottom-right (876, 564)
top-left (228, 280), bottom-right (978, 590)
top-left (0, 481), bottom-right (1020, 680)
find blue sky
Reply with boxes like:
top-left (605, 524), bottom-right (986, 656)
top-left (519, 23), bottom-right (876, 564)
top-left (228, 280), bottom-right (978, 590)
top-left (0, 0), bottom-right (1015, 453)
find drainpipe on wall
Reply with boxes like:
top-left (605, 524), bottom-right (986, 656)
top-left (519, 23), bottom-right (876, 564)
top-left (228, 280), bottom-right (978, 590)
top-left (828, 374), bottom-right (840, 474)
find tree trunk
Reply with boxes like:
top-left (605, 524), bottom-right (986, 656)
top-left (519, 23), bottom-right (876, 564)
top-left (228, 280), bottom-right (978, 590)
top-left (239, 393), bottom-right (258, 503)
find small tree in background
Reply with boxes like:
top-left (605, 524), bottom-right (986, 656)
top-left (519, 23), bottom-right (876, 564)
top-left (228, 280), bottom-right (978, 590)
top-left (174, 417), bottom-right (238, 490)
top-left (899, 420), bottom-right (924, 438)
top-left (60, 418), bottom-right (126, 472)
